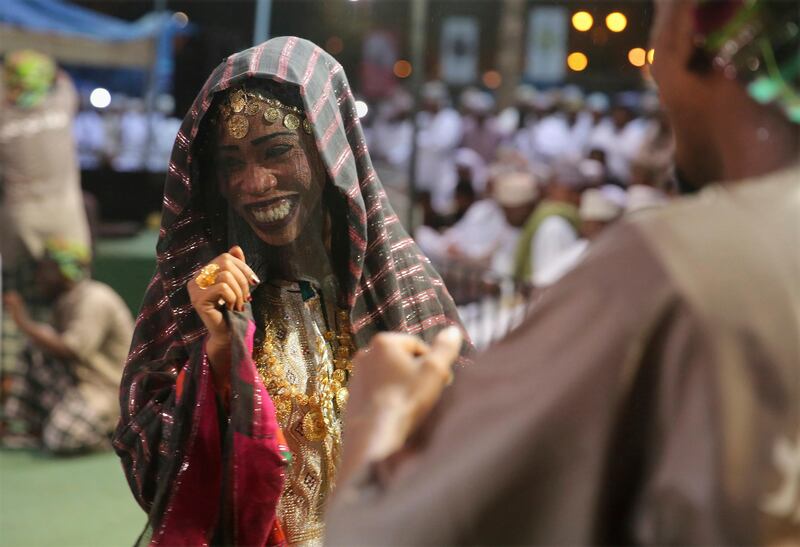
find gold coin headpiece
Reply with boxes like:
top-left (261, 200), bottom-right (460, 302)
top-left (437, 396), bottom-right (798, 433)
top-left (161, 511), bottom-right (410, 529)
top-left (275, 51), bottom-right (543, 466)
top-left (217, 85), bottom-right (313, 139)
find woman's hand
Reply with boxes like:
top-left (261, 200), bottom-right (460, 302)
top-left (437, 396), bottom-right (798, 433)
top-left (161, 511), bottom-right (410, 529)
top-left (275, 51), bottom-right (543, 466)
top-left (187, 246), bottom-right (259, 379)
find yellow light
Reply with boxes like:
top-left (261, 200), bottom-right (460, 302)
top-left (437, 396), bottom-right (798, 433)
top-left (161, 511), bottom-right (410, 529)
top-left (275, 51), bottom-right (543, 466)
top-left (606, 12), bottom-right (628, 32)
top-left (572, 11), bottom-right (594, 32)
top-left (628, 47), bottom-right (647, 67)
top-left (393, 60), bottom-right (412, 78)
top-left (647, 48), bottom-right (655, 64)
top-left (482, 70), bottom-right (502, 89)
top-left (567, 52), bottom-right (589, 72)
top-left (325, 36), bottom-right (344, 55)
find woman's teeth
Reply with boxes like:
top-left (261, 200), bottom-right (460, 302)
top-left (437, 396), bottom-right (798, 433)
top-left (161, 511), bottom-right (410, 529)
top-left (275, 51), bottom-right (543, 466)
top-left (252, 199), bottom-right (293, 223)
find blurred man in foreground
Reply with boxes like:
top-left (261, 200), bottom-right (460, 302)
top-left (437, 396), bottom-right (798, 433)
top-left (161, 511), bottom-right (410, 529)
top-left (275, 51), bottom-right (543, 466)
top-left (2, 240), bottom-right (133, 453)
top-left (327, 1), bottom-right (800, 544)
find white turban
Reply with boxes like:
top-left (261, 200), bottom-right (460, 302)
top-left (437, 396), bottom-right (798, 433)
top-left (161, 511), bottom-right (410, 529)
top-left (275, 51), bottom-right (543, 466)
top-left (493, 171), bottom-right (539, 207)
top-left (580, 188), bottom-right (623, 222)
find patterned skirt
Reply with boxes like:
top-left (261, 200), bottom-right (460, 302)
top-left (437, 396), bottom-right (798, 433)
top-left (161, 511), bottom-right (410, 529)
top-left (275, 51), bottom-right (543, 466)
top-left (2, 346), bottom-right (113, 453)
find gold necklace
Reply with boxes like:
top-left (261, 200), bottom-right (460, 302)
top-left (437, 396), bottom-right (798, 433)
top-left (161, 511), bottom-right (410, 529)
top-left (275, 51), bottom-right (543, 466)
top-left (255, 308), bottom-right (354, 443)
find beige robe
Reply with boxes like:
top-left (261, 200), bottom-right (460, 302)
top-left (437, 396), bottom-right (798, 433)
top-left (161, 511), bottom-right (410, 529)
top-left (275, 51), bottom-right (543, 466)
top-left (0, 74), bottom-right (90, 265)
top-left (55, 280), bottom-right (134, 425)
top-left (326, 166), bottom-right (800, 545)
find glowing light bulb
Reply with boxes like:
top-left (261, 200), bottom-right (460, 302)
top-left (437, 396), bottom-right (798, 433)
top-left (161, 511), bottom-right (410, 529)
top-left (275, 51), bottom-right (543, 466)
top-left (482, 70), bottom-right (502, 89)
top-left (355, 100), bottom-right (369, 118)
top-left (567, 52), bottom-right (589, 72)
top-left (572, 11), bottom-right (594, 32)
top-left (606, 12), bottom-right (627, 32)
top-left (393, 60), bottom-right (412, 78)
top-left (90, 88), bottom-right (111, 109)
top-left (628, 47), bottom-right (647, 67)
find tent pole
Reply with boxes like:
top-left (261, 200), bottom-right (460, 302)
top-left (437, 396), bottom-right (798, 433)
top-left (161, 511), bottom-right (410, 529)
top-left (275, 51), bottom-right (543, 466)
top-left (406, 0), bottom-right (428, 231)
top-left (144, 1), bottom-right (165, 170)
top-left (253, 0), bottom-right (272, 45)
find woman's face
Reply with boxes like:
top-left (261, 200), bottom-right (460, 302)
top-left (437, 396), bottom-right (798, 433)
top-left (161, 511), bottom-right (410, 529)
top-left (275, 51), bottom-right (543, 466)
top-left (214, 102), bottom-right (326, 246)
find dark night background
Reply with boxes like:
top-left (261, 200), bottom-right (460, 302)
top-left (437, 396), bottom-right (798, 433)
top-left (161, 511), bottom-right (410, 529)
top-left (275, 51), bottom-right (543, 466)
top-left (72, 0), bottom-right (654, 117)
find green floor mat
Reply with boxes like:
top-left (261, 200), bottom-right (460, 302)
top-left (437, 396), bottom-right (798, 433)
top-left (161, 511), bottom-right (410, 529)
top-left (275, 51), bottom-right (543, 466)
top-left (93, 230), bottom-right (159, 317)
top-left (0, 449), bottom-right (144, 547)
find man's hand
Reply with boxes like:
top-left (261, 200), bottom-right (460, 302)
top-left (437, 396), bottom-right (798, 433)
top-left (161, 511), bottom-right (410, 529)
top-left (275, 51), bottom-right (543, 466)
top-left (3, 291), bottom-right (30, 328)
top-left (3, 291), bottom-right (76, 361)
top-left (445, 243), bottom-right (465, 259)
top-left (337, 326), bottom-right (463, 487)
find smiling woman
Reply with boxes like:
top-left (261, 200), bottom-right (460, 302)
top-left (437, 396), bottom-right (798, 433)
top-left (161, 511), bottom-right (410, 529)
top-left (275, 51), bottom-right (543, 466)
top-left (113, 37), bottom-right (470, 547)
top-left (211, 84), bottom-right (326, 249)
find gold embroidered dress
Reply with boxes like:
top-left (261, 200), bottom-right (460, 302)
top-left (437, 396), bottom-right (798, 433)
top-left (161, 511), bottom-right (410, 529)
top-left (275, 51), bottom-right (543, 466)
top-left (254, 280), bottom-right (352, 546)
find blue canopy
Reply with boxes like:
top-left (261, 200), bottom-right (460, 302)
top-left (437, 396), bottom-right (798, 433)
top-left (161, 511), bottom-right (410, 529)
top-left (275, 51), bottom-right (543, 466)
top-left (0, 0), bottom-right (192, 94)
top-left (1, 0), bottom-right (173, 41)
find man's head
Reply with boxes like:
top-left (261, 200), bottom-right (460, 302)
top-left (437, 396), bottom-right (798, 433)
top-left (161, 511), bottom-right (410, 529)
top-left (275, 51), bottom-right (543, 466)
top-left (515, 84), bottom-right (539, 113)
top-left (579, 188), bottom-right (624, 240)
top-left (3, 50), bottom-right (56, 109)
top-left (493, 171), bottom-right (539, 228)
top-left (650, 0), bottom-right (800, 187)
top-left (611, 93), bottom-right (638, 130)
top-left (460, 89), bottom-right (495, 121)
top-left (212, 83), bottom-right (327, 247)
top-left (560, 85), bottom-right (585, 122)
top-left (545, 161), bottom-right (588, 207)
top-left (453, 179), bottom-right (477, 218)
top-left (421, 81), bottom-right (449, 113)
top-left (586, 92), bottom-right (610, 123)
top-left (36, 239), bottom-right (91, 301)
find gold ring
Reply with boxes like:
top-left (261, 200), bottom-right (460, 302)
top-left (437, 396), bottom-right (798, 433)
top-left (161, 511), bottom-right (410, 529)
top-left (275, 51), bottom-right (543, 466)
top-left (195, 263), bottom-right (220, 289)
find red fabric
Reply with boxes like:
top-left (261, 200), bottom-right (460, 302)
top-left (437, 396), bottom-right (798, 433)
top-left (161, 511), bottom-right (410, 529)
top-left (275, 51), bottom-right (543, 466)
top-left (175, 369), bottom-right (186, 400)
top-left (154, 354), bottom-right (222, 545)
top-left (155, 324), bottom-right (286, 546)
top-left (230, 321), bottom-right (285, 546)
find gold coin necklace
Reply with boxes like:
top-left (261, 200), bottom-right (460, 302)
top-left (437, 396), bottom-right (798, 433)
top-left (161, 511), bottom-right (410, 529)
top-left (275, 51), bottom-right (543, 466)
top-left (255, 308), bottom-right (354, 444)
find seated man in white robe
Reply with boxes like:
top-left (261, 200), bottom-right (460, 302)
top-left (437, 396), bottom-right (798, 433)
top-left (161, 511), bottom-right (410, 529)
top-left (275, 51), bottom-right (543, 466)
top-left (535, 186), bottom-right (625, 287)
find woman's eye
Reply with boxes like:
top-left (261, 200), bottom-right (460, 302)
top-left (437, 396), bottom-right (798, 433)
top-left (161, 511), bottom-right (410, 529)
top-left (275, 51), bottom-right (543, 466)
top-left (265, 144), bottom-right (292, 159)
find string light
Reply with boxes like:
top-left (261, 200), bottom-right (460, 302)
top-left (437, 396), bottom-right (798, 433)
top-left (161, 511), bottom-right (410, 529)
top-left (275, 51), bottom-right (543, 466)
top-left (90, 88), bottom-right (111, 109)
top-left (606, 12), bottom-right (628, 32)
top-left (628, 47), bottom-right (647, 67)
top-left (325, 36), bottom-right (344, 55)
top-left (482, 70), bottom-right (502, 89)
top-left (647, 49), bottom-right (656, 64)
top-left (567, 52), bottom-right (589, 72)
top-left (572, 11), bottom-right (594, 32)
top-left (393, 60), bottom-right (412, 78)
top-left (355, 100), bottom-right (369, 118)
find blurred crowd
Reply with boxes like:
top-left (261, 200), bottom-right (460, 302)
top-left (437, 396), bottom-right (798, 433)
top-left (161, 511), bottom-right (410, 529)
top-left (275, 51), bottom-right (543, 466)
top-left (365, 81), bottom-right (674, 291)
top-left (73, 93), bottom-right (182, 173)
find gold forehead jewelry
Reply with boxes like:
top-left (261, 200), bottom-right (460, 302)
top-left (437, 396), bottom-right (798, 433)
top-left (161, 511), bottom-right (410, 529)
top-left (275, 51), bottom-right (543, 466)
top-left (195, 263), bottom-right (220, 289)
top-left (227, 115), bottom-right (249, 140)
top-left (264, 106), bottom-right (280, 123)
top-left (283, 112), bottom-right (300, 131)
top-left (219, 85), bottom-right (313, 139)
